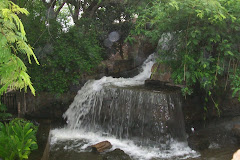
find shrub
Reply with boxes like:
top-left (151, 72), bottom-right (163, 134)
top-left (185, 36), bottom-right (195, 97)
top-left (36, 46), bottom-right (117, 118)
top-left (0, 118), bottom-right (38, 160)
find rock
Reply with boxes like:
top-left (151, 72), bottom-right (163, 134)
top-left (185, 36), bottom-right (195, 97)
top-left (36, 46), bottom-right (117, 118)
top-left (24, 92), bottom-right (75, 120)
top-left (182, 95), bottom-right (205, 134)
top-left (144, 80), bottom-right (181, 92)
top-left (111, 59), bottom-right (135, 77)
top-left (187, 134), bottom-right (210, 151)
top-left (145, 79), bottom-right (168, 88)
top-left (102, 36), bottom-right (156, 78)
top-left (91, 141), bottom-right (112, 152)
top-left (102, 149), bottom-right (131, 160)
top-left (232, 149), bottom-right (240, 160)
top-left (232, 124), bottom-right (240, 142)
top-left (150, 63), bottom-right (173, 83)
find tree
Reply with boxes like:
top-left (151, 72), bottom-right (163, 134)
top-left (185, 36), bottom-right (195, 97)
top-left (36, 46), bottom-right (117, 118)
top-left (14, 0), bottom-right (136, 94)
top-left (134, 0), bottom-right (240, 113)
top-left (0, 0), bottom-right (39, 96)
top-left (0, 3), bottom-right (38, 159)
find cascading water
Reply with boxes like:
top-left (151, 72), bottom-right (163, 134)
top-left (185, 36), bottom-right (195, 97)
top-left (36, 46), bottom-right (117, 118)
top-left (63, 54), bottom-right (155, 129)
top-left (50, 54), bottom-right (199, 160)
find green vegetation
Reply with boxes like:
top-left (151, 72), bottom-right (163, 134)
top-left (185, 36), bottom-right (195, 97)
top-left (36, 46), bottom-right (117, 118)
top-left (1, 1), bottom-right (239, 158)
top-left (0, 118), bottom-right (38, 160)
top-left (15, 0), bottom-right (134, 94)
top-left (28, 25), bottom-right (103, 93)
top-left (133, 0), bottom-right (240, 110)
top-left (0, 103), bottom-right (12, 121)
top-left (0, 1), bottom-right (38, 159)
top-left (0, 0), bottom-right (39, 96)
top-left (2, 0), bottom-right (238, 110)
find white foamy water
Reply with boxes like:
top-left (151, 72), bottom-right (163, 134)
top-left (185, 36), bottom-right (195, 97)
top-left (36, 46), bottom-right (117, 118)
top-left (50, 129), bottom-right (199, 160)
top-left (50, 53), bottom-right (200, 159)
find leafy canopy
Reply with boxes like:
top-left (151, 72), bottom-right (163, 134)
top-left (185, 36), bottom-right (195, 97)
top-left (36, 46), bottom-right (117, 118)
top-left (0, 0), bottom-right (39, 95)
top-left (130, 0), bottom-right (240, 114)
top-left (134, 0), bottom-right (240, 97)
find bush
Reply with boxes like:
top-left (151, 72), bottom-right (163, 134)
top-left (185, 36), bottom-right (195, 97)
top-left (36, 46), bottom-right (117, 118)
top-left (0, 118), bottom-right (38, 160)
top-left (28, 25), bottom-right (103, 94)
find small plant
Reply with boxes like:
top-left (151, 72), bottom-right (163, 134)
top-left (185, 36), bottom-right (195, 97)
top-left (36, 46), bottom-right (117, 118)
top-left (0, 103), bottom-right (12, 121)
top-left (0, 118), bottom-right (38, 160)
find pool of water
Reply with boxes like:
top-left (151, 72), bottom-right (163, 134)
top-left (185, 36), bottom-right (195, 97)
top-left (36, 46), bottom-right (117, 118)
top-left (28, 118), bottom-right (239, 160)
top-left (47, 128), bottom-right (238, 160)
top-left (49, 129), bottom-right (198, 160)
top-left (48, 139), bottom-right (238, 160)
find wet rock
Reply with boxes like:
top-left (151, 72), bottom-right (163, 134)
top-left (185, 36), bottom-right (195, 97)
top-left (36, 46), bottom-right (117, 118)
top-left (111, 59), bottom-right (135, 77)
top-left (145, 79), bottom-right (168, 88)
top-left (150, 63), bottom-right (173, 83)
top-left (117, 67), bottom-right (139, 78)
top-left (188, 134), bottom-right (210, 151)
top-left (149, 64), bottom-right (184, 90)
top-left (91, 141), bottom-right (112, 152)
top-left (102, 149), bottom-right (131, 160)
top-left (232, 124), bottom-right (240, 142)
top-left (182, 95), bottom-right (205, 134)
top-left (103, 36), bottom-right (156, 78)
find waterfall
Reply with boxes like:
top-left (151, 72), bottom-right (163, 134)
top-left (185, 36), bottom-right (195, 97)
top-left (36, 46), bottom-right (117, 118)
top-left (50, 54), bottom-right (199, 160)
top-left (63, 54), bottom-right (155, 130)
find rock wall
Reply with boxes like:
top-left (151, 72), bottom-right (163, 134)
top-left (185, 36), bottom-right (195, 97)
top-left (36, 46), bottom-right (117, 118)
top-left (24, 92), bottom-right (75, 120)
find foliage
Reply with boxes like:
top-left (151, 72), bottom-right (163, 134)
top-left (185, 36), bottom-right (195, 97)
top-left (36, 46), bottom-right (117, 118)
top-left (15, 0), bottom-right (135, 94)
top-left (230, 69), bottom-right (240, 101)
top-left (27, 25), bottom-right (103, 93)
top-left (0, 0), bottom-right (39, 96)
top-left (0, 103), bottom-right (12, 121)
top-left (0, 118), bottom-right (38, 160)
top-left (134, 0), bottom-right (240, 103)
top-left (0, 3), bottom-right (38, 158)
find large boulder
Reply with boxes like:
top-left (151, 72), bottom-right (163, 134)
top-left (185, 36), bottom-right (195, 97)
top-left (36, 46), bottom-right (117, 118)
top-left (150, 63), bottom-right (173, 83)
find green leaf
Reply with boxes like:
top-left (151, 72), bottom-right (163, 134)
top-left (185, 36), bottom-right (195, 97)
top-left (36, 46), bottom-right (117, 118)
top-left (225, 51), bottom-right (234, 56)
top-left (0, 0), bottom-right (39, 96)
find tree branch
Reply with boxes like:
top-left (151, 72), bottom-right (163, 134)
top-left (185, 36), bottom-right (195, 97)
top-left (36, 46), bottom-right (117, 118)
top-left (51, 0), bottom-right (57, 8)
top-left (67, 3), bottom-right (74, 18)
top-left (82, 0), bottom-right (100, 18)
top-left (55, 0), bottom-right (68, 16)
